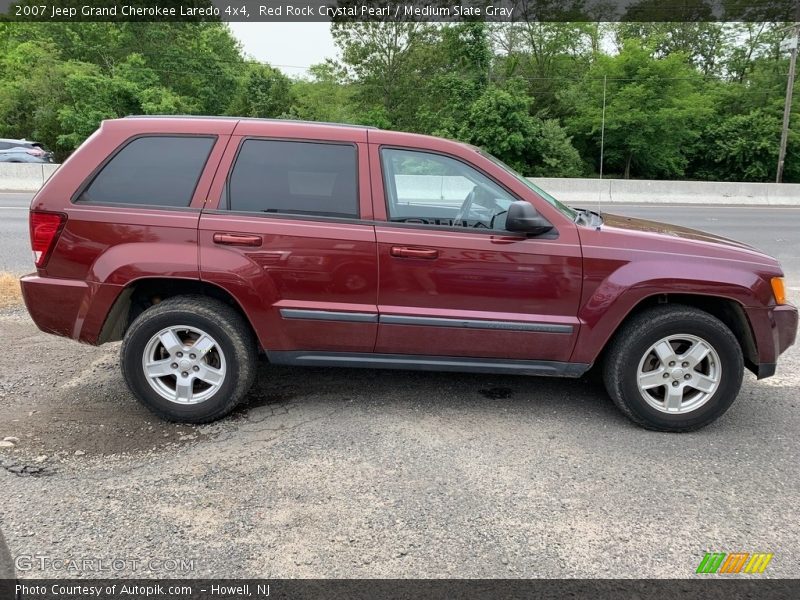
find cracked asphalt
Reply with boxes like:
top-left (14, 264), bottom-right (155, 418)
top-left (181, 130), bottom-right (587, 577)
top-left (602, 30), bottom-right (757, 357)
top-left (0, 202), bottom-right (799, 579)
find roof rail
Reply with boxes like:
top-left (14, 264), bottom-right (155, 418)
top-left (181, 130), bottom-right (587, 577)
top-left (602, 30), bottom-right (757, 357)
top-left (123, 115), bottom-right (378, 130)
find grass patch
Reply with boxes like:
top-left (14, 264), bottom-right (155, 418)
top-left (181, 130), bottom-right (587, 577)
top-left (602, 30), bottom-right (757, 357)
top-left (0, 273), bottom-right (22, 308)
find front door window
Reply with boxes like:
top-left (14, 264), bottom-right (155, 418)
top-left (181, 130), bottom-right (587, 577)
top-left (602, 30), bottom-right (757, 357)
top-left (381, 148), bottom-right (517, 231)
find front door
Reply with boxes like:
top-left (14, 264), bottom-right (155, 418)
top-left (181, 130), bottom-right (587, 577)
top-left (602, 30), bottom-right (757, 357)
top-left (370, 145), bottom-right (582, 363)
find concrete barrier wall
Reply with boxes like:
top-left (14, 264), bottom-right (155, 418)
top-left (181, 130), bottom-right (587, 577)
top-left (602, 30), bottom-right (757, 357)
top-left (529, 177), bottom-right (800, 206)
top-left (0, 163), bottom-right (59, 192)
top-left (2, 163), bottom-right (799, 205)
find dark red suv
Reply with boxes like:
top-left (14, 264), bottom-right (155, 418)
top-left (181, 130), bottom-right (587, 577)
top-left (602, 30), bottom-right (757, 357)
top-left (20, 117), bottom-right (797, 431)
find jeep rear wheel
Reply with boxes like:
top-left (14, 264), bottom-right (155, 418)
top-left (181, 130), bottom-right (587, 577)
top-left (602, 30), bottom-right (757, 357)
top-left (121, 295), bottom-right (257, 423)
top-left (603, 305), bottom-right (744, 432)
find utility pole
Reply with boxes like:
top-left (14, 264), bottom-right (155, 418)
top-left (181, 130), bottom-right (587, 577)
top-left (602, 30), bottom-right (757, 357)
top-left (599, 75), bottom-right (607, 179)
top-left (777, 20), bottom-right (800, 183)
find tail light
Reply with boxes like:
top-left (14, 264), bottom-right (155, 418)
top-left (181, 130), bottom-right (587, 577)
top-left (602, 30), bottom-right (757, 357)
top-left (29, 211), bottom-right (66, 268)
top-left (25, 148), bottom-right (45, 157)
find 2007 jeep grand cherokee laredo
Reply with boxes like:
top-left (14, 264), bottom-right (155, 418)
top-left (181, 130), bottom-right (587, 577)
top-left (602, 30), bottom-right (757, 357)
top-left (20, 116), bottom-right (797, 431)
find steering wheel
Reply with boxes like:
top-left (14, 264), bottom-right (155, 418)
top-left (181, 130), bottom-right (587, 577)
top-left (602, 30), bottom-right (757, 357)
top-left (489, 209), bottom-right (508, 230)
top-left (453, 187), bottom-right (476, 226)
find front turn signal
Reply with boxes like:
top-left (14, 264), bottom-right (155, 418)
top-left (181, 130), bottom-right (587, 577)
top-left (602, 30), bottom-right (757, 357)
top-left (771, 277), bottom-right (786, 305)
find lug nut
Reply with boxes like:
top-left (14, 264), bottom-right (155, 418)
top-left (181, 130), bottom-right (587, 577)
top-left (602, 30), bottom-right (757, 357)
top-left (663, 373), bottom-right (669, 379)
top-left (171, 363), bottom-right (178, 369)
top-left (181, 371), bottom-right (188, 377)
top-left (682, 361), bottom-right (689, 368)
top-left (668, 361), bottom-right (675, 367)
top-left (193, 366), bottom-right (199, 372)
top-left (190, 354), bottom-right (196, 359)
top-left (672, 381), bottom-right (679, 387)
top-left (176, 352), bottom-right (183, 358)
top-left (684, 374), bottom-right (691, 380)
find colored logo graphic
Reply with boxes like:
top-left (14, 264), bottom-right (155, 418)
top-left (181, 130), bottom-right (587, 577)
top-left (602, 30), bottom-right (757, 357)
top-left (696, 552), bottom-right (774, 574)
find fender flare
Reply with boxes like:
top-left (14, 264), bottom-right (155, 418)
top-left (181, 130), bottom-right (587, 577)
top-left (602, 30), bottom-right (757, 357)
top-left (571, 260), bottom-right (764, 364)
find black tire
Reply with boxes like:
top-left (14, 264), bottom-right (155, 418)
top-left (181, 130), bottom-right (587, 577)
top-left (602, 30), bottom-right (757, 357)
top-left (121, 295), bottom-right (257, 423)
top-left (603, 304), bottom-right (744, 432)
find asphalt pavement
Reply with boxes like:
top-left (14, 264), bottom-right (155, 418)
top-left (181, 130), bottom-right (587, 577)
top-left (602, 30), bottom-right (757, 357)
top-left (1, 192), bottom-right (799, 579)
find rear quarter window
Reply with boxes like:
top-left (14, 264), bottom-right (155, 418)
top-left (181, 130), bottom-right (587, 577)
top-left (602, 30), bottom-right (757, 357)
top-left (226, 139), bottom-right (358, 219)
top-left (77, 135), bottom-right (215, 207)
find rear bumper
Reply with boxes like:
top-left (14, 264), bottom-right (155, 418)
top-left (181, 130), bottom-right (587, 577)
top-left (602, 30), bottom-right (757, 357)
top-left (20, 274), bottom-right (122, 344)
top-left (745, 304), bottom-right (798, 379)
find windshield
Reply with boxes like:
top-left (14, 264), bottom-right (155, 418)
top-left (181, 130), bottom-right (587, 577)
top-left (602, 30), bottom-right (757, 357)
top-left (480, 151), bottom-right (577, 220)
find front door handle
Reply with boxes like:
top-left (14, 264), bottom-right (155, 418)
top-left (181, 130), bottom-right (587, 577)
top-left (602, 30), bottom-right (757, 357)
top-left (490, 235), bottom-right (526, 245)
top-left (213, 233), bottom-right (262, 247)
top-left (390, 246), bottom-right (439, 259)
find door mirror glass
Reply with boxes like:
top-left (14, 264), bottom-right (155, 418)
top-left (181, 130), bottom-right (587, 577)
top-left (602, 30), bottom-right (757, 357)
top-left (506, 201), bottom-right (553, 235)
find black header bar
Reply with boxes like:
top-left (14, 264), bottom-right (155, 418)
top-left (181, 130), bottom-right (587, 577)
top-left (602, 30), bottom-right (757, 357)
top-left (1, 0), bottom-right (797, 22)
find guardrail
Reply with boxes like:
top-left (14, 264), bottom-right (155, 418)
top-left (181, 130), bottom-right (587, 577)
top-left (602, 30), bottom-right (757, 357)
top-left (1, 163), bottom-right (799, 205)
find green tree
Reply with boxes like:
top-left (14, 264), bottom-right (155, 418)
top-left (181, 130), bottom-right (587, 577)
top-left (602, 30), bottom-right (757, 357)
top-left (418, 23), bottom-right (491, 131)
top-left (613, 22), bottom-right (725, 75)
top-left (227, 63), bottom-right (295, 118)
top-left (566, 41), bottom-right (712, 178)
top-left (458, 82), bottom-right (539, 171)
top-left (457, 81), bottom-right (583, 176)
top-left (491, 20), bottom-right (601, 118)
top-left (532, 119), bottom-right (584, 177)
top-left (0, 22), bottom-right (245, 155)
top-left (291, 62), bottom-right (358, 124)
top-left (690, 110), bottom-right (781, 181)
top-left (331, 22), bottom-right (433, 129)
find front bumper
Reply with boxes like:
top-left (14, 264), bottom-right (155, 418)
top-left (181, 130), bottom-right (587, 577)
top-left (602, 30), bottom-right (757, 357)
top-left (745, 303), bottom-right (798, 379)
top-left (773, 304), bottom-right (799, 356)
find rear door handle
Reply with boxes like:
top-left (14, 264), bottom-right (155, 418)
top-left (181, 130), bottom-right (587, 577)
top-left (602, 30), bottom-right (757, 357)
top-left (213, 233), bottom-right (262, 247)
top-left (390, 246), bottom-right (439, 259)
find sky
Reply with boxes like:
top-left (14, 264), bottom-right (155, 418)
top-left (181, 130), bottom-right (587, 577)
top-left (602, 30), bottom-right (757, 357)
top-left (228, 23), bottom-right (338, 77)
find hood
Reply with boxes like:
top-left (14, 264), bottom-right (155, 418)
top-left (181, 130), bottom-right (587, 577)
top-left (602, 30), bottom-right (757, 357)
top-left (590, 211), bottom-right (782, 270)
top-left (600, 211), bottom-right (770, 254)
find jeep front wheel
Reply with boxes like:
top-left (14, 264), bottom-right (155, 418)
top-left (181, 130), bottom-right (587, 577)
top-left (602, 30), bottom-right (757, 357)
top-left (603, 305), bottom-right (744, 432)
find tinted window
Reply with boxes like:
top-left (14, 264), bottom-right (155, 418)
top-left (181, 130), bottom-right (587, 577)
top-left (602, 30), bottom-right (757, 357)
top-left (78, 136), bottom-right (215, 207)
top-left (227, 140), bottom-right (358, 218)
top-left (381, 148), bottom-right (516, 231)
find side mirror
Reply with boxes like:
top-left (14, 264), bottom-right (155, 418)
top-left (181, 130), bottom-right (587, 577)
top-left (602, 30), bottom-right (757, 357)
top-left (505, 201), bottom-right (553, 235)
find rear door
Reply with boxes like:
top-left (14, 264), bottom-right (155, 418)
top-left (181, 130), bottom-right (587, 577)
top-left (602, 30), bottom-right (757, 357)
top-left (369, 141), bottom-right (583, 363)
top-left (198, 123), bottom-right (378, 354)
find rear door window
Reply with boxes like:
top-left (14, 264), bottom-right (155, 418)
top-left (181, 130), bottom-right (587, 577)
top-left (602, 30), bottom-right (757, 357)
top-left (226, 139), bottom-right (358, 219)
top-left (77, 136), bottom-right (215, 207)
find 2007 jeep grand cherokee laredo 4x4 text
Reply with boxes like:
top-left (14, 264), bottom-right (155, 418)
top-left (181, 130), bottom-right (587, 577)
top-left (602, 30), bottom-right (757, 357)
top-left (20, 117), bottom-right (798, 431)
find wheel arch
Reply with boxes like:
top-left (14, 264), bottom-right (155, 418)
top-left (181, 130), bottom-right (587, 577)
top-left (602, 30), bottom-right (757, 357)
top-left (596, 293), bottom-right (758, 376)
top-left (97, 277), bottom-right (262, 350)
